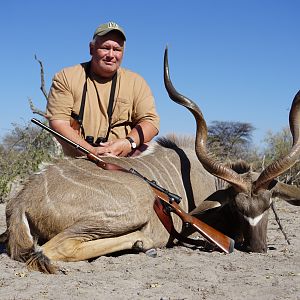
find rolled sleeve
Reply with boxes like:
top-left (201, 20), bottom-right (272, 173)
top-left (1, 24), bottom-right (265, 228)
top-left (132, 76), bottom-right (160, 131)
top-left (46, 71), bottom-right (74, 121)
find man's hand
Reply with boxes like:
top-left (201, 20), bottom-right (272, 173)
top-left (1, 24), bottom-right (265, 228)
top-left (49, 119), bottom-right (158, 158)
top-left (93, 138), bottom-right (132, 157)
top-left (49, 119), bottom-right (95, 157)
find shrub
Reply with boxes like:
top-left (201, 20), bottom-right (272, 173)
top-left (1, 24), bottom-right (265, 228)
top-left (0, 121), bottom-right (61, 202)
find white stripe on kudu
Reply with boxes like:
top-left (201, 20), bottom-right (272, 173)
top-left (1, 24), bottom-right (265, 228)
top-left (243, 213), bottom-right (264, 227)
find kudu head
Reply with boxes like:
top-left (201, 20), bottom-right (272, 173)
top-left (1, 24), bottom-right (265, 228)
top-left (164, 47), bottom-right (300, 252)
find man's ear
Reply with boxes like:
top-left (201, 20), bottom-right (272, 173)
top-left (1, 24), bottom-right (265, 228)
top-left (89, 42), bottom-right (94, 56)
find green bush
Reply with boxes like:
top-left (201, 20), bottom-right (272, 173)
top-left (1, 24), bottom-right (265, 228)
top-left (0, 121), bottom-right (61, 202)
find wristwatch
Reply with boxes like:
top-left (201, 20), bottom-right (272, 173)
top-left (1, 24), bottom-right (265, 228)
top-left (126, 136), bottom-right (137, 150)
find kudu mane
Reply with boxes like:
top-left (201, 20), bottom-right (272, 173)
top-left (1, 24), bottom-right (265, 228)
top-left (157, 135), bottom-right (252, 175)
top-left (156, 134), bottom-right (195, 150)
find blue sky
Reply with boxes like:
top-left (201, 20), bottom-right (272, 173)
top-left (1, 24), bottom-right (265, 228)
top-left (1, 0), bottom-right (299, 146)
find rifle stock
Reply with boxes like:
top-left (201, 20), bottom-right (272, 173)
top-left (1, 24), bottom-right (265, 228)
top-left (31, 118), bottom-right (234, 254)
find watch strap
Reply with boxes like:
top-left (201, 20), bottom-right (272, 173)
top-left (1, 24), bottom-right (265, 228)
top-left (126, 137), bottom-right (137, 149)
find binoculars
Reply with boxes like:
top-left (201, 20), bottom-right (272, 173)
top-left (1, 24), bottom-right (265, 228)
top-left (85, 136), bottom-right (107, 147)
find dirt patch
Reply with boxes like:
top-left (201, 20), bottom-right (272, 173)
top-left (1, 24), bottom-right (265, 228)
top-left (0, 200), bottom-right (299, 300)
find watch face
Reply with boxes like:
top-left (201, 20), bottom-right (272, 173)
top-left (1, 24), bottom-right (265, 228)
top-left (126, 137), bottom-right (137, 149)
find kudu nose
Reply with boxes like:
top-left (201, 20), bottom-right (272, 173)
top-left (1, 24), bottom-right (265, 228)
top-left (248, 241), bottom-right (268, 253)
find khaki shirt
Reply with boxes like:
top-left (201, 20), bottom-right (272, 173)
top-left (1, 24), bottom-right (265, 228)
top-left (47, 62), bottom-right (160, 141)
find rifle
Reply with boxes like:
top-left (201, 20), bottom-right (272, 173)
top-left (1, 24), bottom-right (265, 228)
top-left (31, 118), bottom-right (234, 254)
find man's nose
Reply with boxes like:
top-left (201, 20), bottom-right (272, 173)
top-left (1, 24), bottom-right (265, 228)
top-left (107, 48), bottom-right (114, 57)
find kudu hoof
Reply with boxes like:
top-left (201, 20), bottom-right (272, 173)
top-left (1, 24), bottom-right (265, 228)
top-left (132, 240), bottom-right (144, 251)
top-left (132, 241), bottom-right (157, 257)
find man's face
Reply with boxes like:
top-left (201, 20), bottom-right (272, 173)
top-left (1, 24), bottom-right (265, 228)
top-left (90, 31), bottom-right (125, 78)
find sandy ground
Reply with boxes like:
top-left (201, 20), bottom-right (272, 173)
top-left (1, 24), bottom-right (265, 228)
top-left (0, 200), bottom-right (299, 300)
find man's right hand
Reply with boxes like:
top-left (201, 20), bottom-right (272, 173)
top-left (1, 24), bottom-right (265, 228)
top-left (49, 119), bottom-right (94, 157)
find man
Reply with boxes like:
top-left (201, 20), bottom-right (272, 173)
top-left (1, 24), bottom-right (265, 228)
top-left (46, 21), bottom-right (159, 157)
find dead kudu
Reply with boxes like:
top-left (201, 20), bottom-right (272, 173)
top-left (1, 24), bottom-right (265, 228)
top-left (1, 49), bottom-right (300, 274)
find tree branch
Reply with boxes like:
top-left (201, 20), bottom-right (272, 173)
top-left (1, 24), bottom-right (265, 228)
top-left (34, 54), bottom-right (48, 101)
top-left (28, 98), bottom-right (47, 118)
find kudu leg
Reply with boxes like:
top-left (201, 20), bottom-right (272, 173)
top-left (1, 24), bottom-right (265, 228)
top-left (41, 230), bottom-right (154, 262)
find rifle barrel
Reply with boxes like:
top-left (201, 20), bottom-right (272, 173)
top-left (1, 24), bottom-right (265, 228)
top-left (31, 118), bottom-right (89, 155)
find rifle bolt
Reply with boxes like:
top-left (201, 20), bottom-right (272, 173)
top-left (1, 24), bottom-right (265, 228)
top-left (183, 222), bottom-right (190, 228)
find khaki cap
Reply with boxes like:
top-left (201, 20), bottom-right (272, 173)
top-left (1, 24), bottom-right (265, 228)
top-left (93, 21), bottom-right (126, 40)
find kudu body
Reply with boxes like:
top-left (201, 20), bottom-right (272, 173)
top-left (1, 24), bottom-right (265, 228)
top-left (1, 49), bottom-right (300, 273)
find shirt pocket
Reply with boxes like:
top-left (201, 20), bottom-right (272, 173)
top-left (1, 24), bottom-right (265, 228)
top-left (111, 97), bottom-right (132, 126)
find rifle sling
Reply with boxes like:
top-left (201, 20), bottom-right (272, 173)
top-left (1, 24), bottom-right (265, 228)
top-left (153, 197), bottom-right (209, 247)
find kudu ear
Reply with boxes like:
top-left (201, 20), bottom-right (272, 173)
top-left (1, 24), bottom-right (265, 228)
top-left (189, 189), bottom-right (231, 215)
top-left (271, 181), bottom-right (300, 206)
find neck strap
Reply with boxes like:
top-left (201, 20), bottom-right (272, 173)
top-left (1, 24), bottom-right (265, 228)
top-left (71, 61), bottom-right (118, 140)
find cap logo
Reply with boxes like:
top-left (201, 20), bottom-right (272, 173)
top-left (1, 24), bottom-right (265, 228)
top-left (107, 22), bottom-right (119, 29)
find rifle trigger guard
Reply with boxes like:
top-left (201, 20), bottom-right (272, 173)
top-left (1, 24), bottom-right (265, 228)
top-left (159, 199), bottom-right (173, 214)
top-left (164, 203), bottom-right (174, 214)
